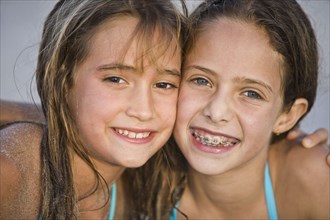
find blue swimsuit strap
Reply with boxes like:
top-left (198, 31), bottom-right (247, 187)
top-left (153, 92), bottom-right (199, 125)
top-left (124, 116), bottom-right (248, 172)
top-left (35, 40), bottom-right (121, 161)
top-left (169, 163), bottom-right (278, 220)
top-left (169, 203), bottom-right (178, 220)
top-left (264, 162), bottom-right (278, 220)
top-left (108, 183), bottom-right (117, 220)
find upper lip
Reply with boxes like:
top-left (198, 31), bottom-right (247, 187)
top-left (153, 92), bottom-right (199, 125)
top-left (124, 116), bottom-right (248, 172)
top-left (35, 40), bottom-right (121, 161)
top-left (190, 126), bottom-right (239, 141)
top-left (113, 127), bottom-right (155, 133)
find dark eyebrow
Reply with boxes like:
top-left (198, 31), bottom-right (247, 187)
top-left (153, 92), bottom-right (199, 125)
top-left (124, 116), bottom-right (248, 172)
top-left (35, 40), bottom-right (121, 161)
top-left (184, 65), bottom-right (217, 77)
top-left (236, 77), bottom-right (273, 94)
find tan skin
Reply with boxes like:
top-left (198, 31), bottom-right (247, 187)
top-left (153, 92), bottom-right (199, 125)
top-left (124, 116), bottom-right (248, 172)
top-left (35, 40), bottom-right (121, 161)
top-left (0, 16), bottom-right (329, 220)
top-left (174, 19), bottom-right (329, 219)
top-left (178, 140), bottom-right (329, 218)
top-left (0, 123), bottom-right (42, 218)
top-left (0, 123), bottom-right (126, 219)
top-left (0, 100), bottom-right (45, 126)
top-left (1, 99), bottom-right (328, 153)
top-left (0, 41), bottom-right (329, 218)
top-left (1, 103), bottom-right (329, 218)
top-left (0, 15), bottom-right (182, 219)
top-left (2, 116), bottom-right (328, 218)
top-left (268, 140), bottom-right (329, 217)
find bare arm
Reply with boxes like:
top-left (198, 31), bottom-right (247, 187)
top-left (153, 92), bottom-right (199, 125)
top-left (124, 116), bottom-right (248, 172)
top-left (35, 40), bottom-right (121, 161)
top-left (0, 123), bottom-right (43, 219)
top-left (286, 142), bottom-right (329, 218)
top-left (287, 128), bottom-right (329, 148)
top-left (287, 128), bottom-right (329, 165)
top-left (0, 154), bottom-right (22, 219)
top-left (0, 99), bottom-right (45, 126)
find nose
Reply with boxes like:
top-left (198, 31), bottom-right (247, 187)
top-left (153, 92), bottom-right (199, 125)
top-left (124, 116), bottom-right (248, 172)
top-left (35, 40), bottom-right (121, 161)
top-left (126, 86), bottom-right (154, 121)
top-left (203, 89), bottom-right (233, 123)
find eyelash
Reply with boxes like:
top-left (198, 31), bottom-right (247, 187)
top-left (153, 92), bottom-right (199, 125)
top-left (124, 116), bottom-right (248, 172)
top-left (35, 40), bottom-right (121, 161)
top-left (242, 90), bottom-right (263, 100)
top-left (104, 76), bottom-right (177, 90)
top-left (191, 77), bottom-right (212, 88)
top-left (104, 76), bottom-right (126, 84)
top-left (154, 82), bottom-right (178, 90)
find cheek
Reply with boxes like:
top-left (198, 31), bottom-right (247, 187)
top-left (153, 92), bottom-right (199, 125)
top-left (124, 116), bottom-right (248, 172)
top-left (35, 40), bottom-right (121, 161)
top-left (176, 87), bottom-right (203, 124)
top-left (238, 106), bottom-right (280, 140)
top-left (70, 80), bottom-right (119, 131)
top-left (176, 92), bottom-right (192, 125)
top-left (155, 93), bottom-right (178, 126)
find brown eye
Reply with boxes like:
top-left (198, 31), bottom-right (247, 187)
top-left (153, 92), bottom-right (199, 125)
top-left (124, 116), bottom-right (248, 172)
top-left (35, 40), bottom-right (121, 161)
top-left (154, 82), bottom-right (177, 89)
top-left (104, 76), bottom-right (126, 84)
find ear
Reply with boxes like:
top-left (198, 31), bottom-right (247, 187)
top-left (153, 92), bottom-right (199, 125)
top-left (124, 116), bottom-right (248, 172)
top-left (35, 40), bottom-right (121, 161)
top-left (273, 98), bottom-right (308, 134)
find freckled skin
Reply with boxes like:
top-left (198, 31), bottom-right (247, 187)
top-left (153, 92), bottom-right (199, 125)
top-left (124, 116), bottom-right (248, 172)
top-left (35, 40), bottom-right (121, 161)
top-left (0, 123), bottom-right (42, 219)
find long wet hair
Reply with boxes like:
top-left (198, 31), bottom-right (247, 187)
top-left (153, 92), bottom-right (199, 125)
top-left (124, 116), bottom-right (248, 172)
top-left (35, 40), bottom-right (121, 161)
top-left (161, 0), bottom-right (319, 218)
top-left (35, 0), bottom-right (187, 219)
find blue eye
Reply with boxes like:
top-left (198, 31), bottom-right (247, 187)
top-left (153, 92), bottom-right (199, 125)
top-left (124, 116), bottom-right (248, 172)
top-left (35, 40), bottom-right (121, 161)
top-left (243, 91), bottom-right (262, 100)
top-left (192, 77), bottom-right (212, 87)
top-left (154, 82), bottom-right (177, 89)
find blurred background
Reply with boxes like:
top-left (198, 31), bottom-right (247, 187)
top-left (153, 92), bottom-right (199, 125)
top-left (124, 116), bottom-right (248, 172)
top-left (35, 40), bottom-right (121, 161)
top-left (1, 0), bottom-right (329, 134)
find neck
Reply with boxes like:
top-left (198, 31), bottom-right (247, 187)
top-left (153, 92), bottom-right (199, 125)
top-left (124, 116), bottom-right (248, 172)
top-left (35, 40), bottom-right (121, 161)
top-left (182, 148), bottom-right (269, 218)
top-left (72, 151), bottom-right (124, 211)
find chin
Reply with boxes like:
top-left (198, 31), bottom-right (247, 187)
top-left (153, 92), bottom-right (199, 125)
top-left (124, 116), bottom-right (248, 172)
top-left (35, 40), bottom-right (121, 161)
top-left (188, 157), bottom-right (229, 176)
top-left (121, 157), bottom-right (149, 168)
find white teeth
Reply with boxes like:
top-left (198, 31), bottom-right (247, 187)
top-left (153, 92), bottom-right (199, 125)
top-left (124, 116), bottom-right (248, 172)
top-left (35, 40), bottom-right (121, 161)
top-left (128, 132), bottom-right (136, 138)
top-left (115, 129), bottom-right (150, 139)
top-left (136, 133), bottom-right (145, 139)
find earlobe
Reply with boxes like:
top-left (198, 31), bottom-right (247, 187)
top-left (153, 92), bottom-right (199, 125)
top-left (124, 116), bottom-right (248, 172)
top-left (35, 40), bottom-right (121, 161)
top-left (273, 98), bottom-right (308, 134)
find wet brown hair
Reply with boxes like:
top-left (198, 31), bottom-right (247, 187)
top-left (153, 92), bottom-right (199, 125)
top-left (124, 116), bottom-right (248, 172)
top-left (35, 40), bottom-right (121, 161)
top-left (35, 0), bottom-right (187, 219)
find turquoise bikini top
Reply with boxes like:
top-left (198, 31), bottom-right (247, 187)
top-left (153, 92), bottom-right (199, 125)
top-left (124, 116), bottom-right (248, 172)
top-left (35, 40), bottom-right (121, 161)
top-left (264, 162), bottom-right (278, 220)
top-left (108, 183), bottom-right (117, 220)
top-left (38, 183), bottom-right (116, 220)
top-left (169, 162), bottom-right (278, 220)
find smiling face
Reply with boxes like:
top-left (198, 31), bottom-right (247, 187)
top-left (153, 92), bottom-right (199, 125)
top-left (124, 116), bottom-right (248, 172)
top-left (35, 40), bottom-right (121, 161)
top-left (174, 19), bottom-right (286, 175)
top-left (68, 16), bottom-right (181, 168)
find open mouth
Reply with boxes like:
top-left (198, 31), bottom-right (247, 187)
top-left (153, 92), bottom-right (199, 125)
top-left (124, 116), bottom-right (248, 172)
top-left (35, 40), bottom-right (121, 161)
top-left (191, 128), bottom-right (239, 147)
top-left (114, 128), bottom-right (151, 139)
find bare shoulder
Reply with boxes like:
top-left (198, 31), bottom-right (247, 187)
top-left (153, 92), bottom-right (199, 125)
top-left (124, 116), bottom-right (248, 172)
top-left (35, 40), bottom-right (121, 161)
top-left (0, 122), bottom-right (43, 219)
top-left (286, 140), bottom-right (329, 181)
top-left (273, 139), bottom-right (329, 218)
top-left (0, 122), bottom-right (43, 162)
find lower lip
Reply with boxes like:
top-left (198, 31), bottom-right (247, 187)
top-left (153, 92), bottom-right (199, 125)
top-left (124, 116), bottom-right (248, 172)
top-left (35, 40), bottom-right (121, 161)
top-left (190, 134), bottom-right (237, 154)
top-left (112, 129), bottom-right (155, 144)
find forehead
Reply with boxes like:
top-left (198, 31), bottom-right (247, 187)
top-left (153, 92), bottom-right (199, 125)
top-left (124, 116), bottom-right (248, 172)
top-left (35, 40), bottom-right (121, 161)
top-left (188, 19), bottom-right (282, 75)
top-left (85, 16), bottom-right (181, 71)
top-left (196, 19), bottom-right (276, 60)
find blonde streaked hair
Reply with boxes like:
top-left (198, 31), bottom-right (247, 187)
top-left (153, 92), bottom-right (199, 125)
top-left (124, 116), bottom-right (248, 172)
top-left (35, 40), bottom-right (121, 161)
top-left (36, 0), bottom-right (187, 219)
